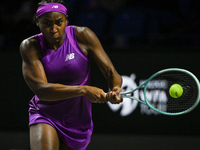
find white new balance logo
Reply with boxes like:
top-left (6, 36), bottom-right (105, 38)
top-left (52, 5), bottom-right (59, 8)
top-left (65, 53), bottom-right (75, 61)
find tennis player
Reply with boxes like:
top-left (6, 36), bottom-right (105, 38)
top-left (19, 0), bottom-right (122, 150)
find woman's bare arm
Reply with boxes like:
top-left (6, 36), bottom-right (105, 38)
top-left (75, 26), bottom-right (122, 103)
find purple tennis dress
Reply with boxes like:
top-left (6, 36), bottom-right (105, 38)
top-left (29, 26), bottom-right (93, 150)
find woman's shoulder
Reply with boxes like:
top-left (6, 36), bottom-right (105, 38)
top-left (74, 26), bottom-right (92, 36)
top-left (20, 36), bottom-right (41, 57)
top-left (74, 26), bottom-right (97, 45)
top-left (20, 36), bottom-right (40, 49)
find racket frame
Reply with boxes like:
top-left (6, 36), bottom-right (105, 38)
top-left (119, 68), bottom-right (200, 115)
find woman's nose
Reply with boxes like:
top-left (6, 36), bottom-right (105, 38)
top-left (51, 24), bottom-right (58, 33)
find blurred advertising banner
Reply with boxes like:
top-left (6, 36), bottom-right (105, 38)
top-left (108, 74), bottom-right (168, 116)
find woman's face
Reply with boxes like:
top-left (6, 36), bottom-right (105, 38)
top-left (37, 12), bottom-right (68, 47)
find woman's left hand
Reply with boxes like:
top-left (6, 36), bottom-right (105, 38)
top-left (106, 87), bottom-right (123, 104)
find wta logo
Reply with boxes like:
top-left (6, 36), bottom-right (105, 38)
top-left (107, 73), bottom-right (168, 116)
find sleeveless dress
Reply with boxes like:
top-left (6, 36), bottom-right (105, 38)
top-left (29, 26), bottom-right (93, 150)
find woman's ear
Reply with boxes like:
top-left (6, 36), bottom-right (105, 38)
top-left (36, 18), bottom-right (39, 26)
top-left (65, 15), bottom-right (69, 25)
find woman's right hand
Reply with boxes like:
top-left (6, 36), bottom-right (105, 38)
top-left (82, 85), bottom-right (107, 103)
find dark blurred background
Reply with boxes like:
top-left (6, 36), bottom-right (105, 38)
top-left (1, 0), bottom-right (200, 149)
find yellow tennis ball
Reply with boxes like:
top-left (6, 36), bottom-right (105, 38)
top-left (169, 84), bottom-right (183, 98)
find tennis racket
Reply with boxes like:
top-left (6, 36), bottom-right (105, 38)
top-left (119, 68), bottom-right (200, 115)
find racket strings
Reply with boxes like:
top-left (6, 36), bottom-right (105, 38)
top-left (147, 71), bottom-right (199, 113)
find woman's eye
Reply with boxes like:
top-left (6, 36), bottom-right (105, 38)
top-left (44, 22), bottom-right (50, 26)
top-left (57, 21), bottom-right (63, 26)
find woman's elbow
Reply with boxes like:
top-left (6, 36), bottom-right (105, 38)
top-left (32, 83), bottom-right (49, 101)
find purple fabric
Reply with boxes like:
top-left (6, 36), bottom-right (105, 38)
top-left (30, 26), bottom-right (93, 150)
top-left (36, 3), bottom-right (67, 17)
